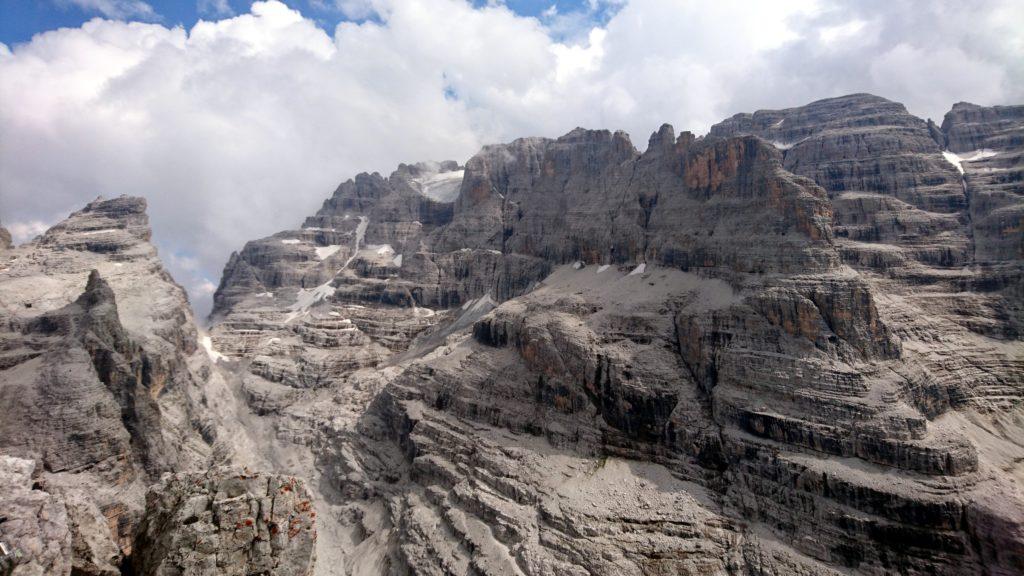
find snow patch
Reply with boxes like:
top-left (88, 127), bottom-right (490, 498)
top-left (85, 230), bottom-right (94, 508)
top-left (943, 151), bottom-right (965, 174)
top-left (375, 244), bottom-right (394, 255)
top-left (256, 292), bottom-right (273, 298)
top-left (280, 239), bottom-right (301, 245)
top-left (392, 254), bottom-right (403, 267)
top-left (597, 264), bottom-right (610, 273)
top-left (200, 335), bottom-right (226, 363)
top-left (572, 261), bottom-right (584, 270)
top-left (285, 281), bottom-right (336, 323)
top-left (328, 311), bottom-right (340, 317)
top-left (337, 216), bottom-right (369, 272)
top-left (628, 263), bottom-right (646, 276)
top-left (315, 245), bottom-right (342, 260)
top-left (468, 294), bottom-right (496, 314)
top-left (962, 149), bottom-right (998, 162)
top-left (943, 148), bottom-right (998, 176)
top-left (412, 169), bottom-right (464, 203)
top-left (772, 118), bottom-right (785, 128)
top-left (81, 228), bottom-right (117, 235)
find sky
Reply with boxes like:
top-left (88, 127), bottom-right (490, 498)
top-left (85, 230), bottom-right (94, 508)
top-left (1, 0), bottom-right (1022, 319)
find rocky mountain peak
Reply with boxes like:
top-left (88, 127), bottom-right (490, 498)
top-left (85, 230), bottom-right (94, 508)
top-left (79, 269), bottom-right (115, 307)
top-left (3, 93), bottom-right (1023, 576)
top-left (647, 122), bottom-right (675, 150)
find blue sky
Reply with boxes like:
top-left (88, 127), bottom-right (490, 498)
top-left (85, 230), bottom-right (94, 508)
top-left (0, 0), bottom-right (608, 45)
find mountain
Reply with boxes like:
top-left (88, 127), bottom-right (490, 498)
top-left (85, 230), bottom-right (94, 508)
top-left (1, 94), bottom-right (1021, 575)
top-left (0, 198), bottom-right (315, 575)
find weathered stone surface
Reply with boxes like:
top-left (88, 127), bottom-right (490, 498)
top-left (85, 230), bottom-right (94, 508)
top-left (710, 93), bottom-right (970, 269)
top-left (941, 102), bottom-right (1024, 264)
top-left (3, 93), bottom-right (1022, 576)
top-left (0, 197), bottom-right (302, 573)
top-left (131, 469), bottom-right (316, 576)
top-left (0, 456), bottom-right (73, 576)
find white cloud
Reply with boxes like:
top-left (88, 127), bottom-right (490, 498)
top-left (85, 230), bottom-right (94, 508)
top-left (6, 221), bottom-right (52, 245)
top-left (309, 0), bottom-right (379, 20)
top-left (1, 0), bottom-right (1021, 318)
top-left (61, 0), bottom-right (159, 20)
top-left (198, 0), bottom-right (234, 17)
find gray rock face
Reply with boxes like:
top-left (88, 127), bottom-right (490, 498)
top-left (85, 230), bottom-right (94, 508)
top-left (433, 128), bottom-right (836, 275)
top-left (0, 456), bottom-right (73, 576)
top-left (0, 197), bottom-right (288, 574)
top-left (941, 102), bottom-right (1024, 264)
top-left (3, 93), bottom-right (1022, 576)
top-left (710, 93), bottom-right (970, 268)
top-left (203, 93), bottom-right (1023, 576)
top-left (710, 94), bottom-right (1022, 337)
top-left (131, 469), bottom-right (316, 576)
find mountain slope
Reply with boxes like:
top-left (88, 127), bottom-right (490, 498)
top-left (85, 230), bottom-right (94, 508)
top-left (208, 94), bottom-right (1024, 575)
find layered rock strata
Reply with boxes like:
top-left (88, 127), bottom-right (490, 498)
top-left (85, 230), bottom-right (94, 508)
top-left (206, 94), bottom-right (1023, 575)
top-left (2, 93), bottom-right (1021, 576)
top-left (0, 198), bottom-right (294, 574)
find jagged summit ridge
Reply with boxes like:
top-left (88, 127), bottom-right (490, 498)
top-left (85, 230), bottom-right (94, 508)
top-left (203, 93), bottom-right (1023, 575)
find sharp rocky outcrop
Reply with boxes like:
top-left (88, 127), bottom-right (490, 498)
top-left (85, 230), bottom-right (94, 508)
top-left (0, 197), bottom-right (298, 574)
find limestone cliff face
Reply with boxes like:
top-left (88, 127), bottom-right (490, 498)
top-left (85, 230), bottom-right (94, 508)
top-left (3, 93), bottom-right (1022, 576)
top-left (0, 198), bottom-right (294, 575)
top-left (201, 93), bottom-right (1024, 576)
top-left (941, 102), bottom-right (1024, 264)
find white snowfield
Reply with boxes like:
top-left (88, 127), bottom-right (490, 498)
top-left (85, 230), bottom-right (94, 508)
top-left (280, 239), bottom-right (301, 245)
top-left (770, 138), bottom-right (809, 151)
top-left (412, 169), bottom-right (464, 203)
top-left (286, 216), bottom-right (369, 323)
top-left (942, 149), bottom-right (998, 174)
top-left (315, 245), bottom-right (342, 260)
top-left (629, 263), bottom-right (647, 276)
top-left (199, 334), bottom-right (226, 362)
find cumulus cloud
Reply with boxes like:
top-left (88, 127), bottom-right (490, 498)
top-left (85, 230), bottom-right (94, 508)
top-left (1, 0), bottom-right (1021, 318)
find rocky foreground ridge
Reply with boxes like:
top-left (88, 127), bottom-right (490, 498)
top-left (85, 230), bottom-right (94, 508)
top-left (1, 93), bottom-right (1022, 575)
